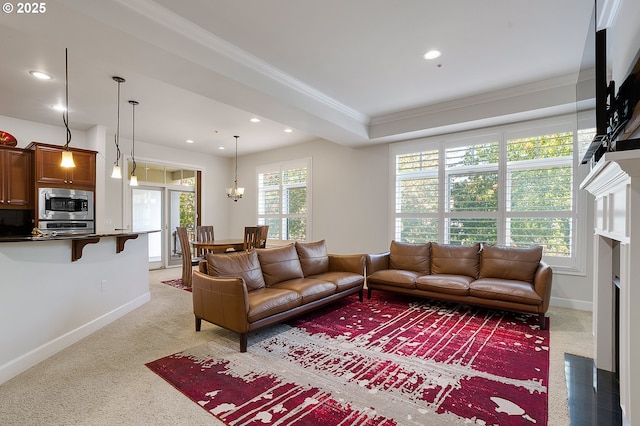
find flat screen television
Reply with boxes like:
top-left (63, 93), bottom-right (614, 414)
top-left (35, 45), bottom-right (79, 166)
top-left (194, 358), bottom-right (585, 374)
top-left (580, 28), bottom-right (610, 164)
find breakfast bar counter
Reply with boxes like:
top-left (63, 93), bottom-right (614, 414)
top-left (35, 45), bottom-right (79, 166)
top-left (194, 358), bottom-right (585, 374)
top-left (0, 230), bottom-right (155, 385)
top-left (0, 230), bottom-right (158, 261)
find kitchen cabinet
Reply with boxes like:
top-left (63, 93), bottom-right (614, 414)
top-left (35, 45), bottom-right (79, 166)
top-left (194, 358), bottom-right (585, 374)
top-left (28, 142), bottom-right (96, 190)
top-left (0, 147), bottom-right (32, 209)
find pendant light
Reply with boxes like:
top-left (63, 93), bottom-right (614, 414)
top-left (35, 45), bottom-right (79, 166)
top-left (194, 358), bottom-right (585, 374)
top-left (60, 48), bottom-right (75, 168)
top-left (111, 76), bottom-right (125, 179)
top-left (226, 135), bottom-right (244, 201)
top-left (129, 100), bottom-right (139, 186)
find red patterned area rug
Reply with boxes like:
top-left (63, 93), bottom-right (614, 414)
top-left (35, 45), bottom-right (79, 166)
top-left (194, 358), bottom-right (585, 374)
top-left (160, 278), bottom-right (192, 292)
top-left (146, 293), bottom-right (549, 425)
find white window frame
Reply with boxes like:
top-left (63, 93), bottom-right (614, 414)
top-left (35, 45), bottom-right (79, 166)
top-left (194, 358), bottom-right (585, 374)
top-left (390, 115), bottom-right (588, 275)
top-left (257, 157), bottom-right (312, 242)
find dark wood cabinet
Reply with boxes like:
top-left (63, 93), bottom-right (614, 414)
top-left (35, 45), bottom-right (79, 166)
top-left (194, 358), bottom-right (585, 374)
top-left (0, 147), bottom-right (32, 209)
top-left (28, 142), bottom-right (96, 190)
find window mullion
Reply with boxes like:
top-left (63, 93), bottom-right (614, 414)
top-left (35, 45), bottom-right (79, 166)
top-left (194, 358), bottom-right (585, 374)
top-left (498, 130), bottom-right (507, 245)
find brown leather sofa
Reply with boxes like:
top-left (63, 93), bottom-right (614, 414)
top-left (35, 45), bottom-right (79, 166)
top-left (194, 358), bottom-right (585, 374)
top-left (192, 240), bottom-right (365, 352)
top-left (366, 241), bottom-right (552, 329)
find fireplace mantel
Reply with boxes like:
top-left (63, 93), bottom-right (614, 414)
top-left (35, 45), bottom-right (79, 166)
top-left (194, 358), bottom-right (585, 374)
top-left (580, 150), bottom-right (640, 426)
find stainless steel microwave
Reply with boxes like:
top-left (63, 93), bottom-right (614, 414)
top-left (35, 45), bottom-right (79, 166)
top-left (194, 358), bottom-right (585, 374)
top-left (38, 188), bottom-right (94, 221)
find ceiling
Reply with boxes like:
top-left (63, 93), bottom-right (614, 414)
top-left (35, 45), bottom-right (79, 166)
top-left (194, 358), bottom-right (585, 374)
top-left (0, 0), bottom-right (595, 156)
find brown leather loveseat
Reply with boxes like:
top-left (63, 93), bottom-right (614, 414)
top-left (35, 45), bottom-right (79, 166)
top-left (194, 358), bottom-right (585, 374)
top-left (366, 241), bottom-right (552, 329)
top-left (192, 240), bottom-right (365, 352)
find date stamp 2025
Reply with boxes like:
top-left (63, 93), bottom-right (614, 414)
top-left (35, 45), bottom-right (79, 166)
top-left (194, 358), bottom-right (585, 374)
top-left (3, 2), bottom-right (47, 14)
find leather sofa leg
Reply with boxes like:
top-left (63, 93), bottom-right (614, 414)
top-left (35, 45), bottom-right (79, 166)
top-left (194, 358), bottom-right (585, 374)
top-left (240, 333), bottom-right (247, 352)
top-left (359, 289), bottom-right (363, 302)
top-left (539, 314), bottom-right (547, 330)
top-left (195, 317), bottom-right (202, 331)
top-left (367, 288), bottom-right (372, 299)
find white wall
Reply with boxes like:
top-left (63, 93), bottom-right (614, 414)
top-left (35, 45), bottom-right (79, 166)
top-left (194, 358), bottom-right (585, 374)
top-left (231, 139), bottom-right (391, 253)
top-left (608, 0), bottom-right (640, 86)
top-left (0, 115), bottom-right (88, 150)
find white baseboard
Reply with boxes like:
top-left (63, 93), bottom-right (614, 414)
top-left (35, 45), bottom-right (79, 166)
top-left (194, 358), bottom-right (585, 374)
top-left (550, 296), bottom-right (593, 312)
top-left (0, 292), bottom-right (151, 385)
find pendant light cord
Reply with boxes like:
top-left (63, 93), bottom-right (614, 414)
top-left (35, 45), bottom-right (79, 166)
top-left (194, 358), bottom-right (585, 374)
top-left (63, 48), bottom-right (71, 151)
top-left (129, 100), bottom-right (139, 176)
top-left (234, 135), bottom-right (239, 186)
top-left (114, 78), bottom-right (123, 164)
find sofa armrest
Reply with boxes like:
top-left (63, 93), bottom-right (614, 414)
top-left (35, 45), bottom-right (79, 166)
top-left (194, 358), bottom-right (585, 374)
top-left (533, 261), bottom-right (553, 313)
top-left (192, 271), bottom-right (250, 333)
top-left (328, 254), bottom-right (366, 275)
top-left (366, 252), bottom-right (390, 274)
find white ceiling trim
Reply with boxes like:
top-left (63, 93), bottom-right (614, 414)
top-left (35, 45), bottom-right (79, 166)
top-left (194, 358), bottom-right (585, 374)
top-left (371, 73), bottom-right (579, 126)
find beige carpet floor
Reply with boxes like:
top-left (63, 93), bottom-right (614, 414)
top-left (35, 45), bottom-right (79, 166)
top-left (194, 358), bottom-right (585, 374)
top-left (0, 268), bottom-right (593, 425)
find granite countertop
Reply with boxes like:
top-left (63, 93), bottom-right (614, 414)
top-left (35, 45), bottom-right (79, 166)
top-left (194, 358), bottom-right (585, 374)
top-left (0, 230), bottom-right (160, 243)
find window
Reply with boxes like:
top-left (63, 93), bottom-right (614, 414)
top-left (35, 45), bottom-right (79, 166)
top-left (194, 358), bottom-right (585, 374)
top-left (258, 158), bottom-right (311, 241)
top-left (393, 118), bottom-right (593, 270)
top-left (505, 131), bottom-right (573, 257)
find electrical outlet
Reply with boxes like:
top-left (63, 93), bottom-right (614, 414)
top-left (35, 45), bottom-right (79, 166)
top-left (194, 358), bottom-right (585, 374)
top-left (101, 280), bottom-right (107, 292)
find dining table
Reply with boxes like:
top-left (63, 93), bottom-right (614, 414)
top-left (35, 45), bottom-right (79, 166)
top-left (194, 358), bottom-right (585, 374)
top-left (191, 238), bottom-right (245, 253)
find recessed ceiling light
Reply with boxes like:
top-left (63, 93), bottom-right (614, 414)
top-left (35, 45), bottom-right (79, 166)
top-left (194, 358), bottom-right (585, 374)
top-left (218, 146), bottom-right (225, 150)
top-left (51, 104), bottom-right (66, 112)
top-left (30, 70), bottom-right (53, 80)
top-left (250, 117), bottom-right (261, 123)
top-left (423, 50), bottom-right (441, 60)
top-left (186, 139), bottom-right (194, 144)
top-left (284, 128), bottom-right (293, 133)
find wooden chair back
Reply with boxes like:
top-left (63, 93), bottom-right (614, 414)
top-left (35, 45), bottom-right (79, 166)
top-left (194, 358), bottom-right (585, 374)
top-left (195, 225), bottom-right (214, 256)
top-left (257, 225), bottom-right (269, 248)
top-left (176, 226), bottom-right (194, 287)
top-left (243, 226), bottom-right (259, 251)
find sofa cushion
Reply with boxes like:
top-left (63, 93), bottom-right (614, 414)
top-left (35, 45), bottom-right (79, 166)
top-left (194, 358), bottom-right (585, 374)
top-left (272, 278), bottom-right (337, 303)
top-left (205, 250), bottom-right (266, 291)
top-left (310, 271), bottom-right (364, 292)
top-left (367, 269), bottom-right (419, 289)
top-left (470, 278), bottom-right (543, 305)
top-left (389, 241), bottom-right (431, 274)
top-left (479, 245), bottom-right (543, 284)
top-left (257, 243), bottom-right (305, 287)
top-left (295, 240), bottom-right (329, 276)
top-left (415, 274), bottom-right (473, 296)
top-left (431, 243), bottom-right (480, 278)
top-left (247, 287), bottom-right (302, 323)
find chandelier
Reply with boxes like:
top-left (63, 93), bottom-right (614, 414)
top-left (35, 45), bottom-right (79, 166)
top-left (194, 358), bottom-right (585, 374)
top-left (226, 135), bottom-right (244, 202)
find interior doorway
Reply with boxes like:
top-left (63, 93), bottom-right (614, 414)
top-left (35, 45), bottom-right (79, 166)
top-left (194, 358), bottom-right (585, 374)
top-left (128, 160), bottom-right (200, 268)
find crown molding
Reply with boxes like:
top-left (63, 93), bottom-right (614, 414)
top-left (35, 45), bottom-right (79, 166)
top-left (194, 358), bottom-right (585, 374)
top-left (114, 0), bottom-right (369, 126)
top-left (371, 73), bottom-right (579, 126)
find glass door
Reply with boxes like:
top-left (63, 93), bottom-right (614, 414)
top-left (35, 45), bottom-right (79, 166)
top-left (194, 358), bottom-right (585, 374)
top-left (127, 160), bottom-right (199, 269)
top-left (168, 189), bottom-right (196, 267)
top-left (131, 187), bottom-right (163, 269)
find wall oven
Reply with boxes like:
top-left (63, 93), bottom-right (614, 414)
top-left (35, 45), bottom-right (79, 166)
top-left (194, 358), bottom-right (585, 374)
top-left (38, 188), bottom-right (94, 234)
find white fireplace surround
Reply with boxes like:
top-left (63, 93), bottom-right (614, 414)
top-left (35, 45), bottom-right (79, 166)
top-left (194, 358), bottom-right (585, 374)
top-left (580, 150), bottom-right (640, 426)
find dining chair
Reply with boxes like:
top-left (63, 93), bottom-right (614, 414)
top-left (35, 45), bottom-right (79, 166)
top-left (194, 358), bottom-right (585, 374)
top-left (195, 225), bottom-right (214, 256)
top-left (257, 225), bottom-right (269, 248)
top-left (243, 226), bottom-right (259, 251)
top-left (176, 226), bottom-right (200, 287)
